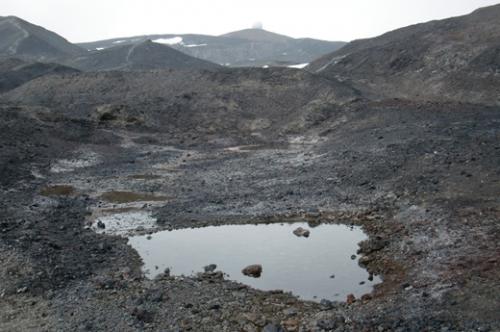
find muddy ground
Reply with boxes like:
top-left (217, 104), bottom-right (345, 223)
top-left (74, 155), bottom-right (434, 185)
top-left (0, 98), bottom-right (499, 331)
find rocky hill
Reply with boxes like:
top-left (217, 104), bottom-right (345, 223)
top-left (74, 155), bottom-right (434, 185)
top-left (67, 40), bottom-right (220, 71)
top-left (0, 16), bottom-right (85, 61)
top-left (78, 28), bottom-right (346, 67)
top-left (1, 67), bottom-right (358, 142)
top-left (307, 4), bottom-right (500, 105)
top-left (0, 57), bottom-right (79, 93)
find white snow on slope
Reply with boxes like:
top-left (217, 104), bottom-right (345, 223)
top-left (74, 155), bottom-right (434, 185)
top-left (288, 63), bottom-right (309, 69)
top-left (153, 37), bottom-right (183, 45)
top-left (183, 43), bottom-right (208, 48)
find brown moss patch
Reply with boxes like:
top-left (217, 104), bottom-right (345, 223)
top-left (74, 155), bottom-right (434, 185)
top-left (40, 185), bottom-right (76, 197)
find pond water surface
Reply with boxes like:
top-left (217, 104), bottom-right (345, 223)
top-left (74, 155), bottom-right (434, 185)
top-left (129, 222), bottom-right (380, 301)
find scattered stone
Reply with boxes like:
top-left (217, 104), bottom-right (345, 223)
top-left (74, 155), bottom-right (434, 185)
top-left (358, 238), bottom-right (387, 255)
top-left (361, 294), bottom-right (373, 301)
top-left (16, 287), bottom-right (28, 294)
top-left (242, 264), bottom-right (262, 278)
top-left (131, 305), bottom-right (154, 323)
top-left (292, 227), bottom-right (310, 237)
top-left (319, 299), bottom-right (334, 310)
top-left (351, 254), bottom-right (357, 260)
top-left (359, 256), bottom-right (371, 266)
top-left (346, 294), bottom-right (356, 305)
top-left (282, 318), bottom-right (300, 331)
top-left (283, 307), bottom-right (298, 317)
top-left (204, 264), bottom-right (217, 273)
top-left (316, 319), bottom-right (338, 330)
top-left (307, 219), bottom-right (321, 228)
top-left (96, 221), bottom-right (105, 229)
top-left (262, 324), bottom-right (286, 332)
top-left (330, 274), bottom-right (335, 279)
top-left (208, 302), bottom-right (221, 310)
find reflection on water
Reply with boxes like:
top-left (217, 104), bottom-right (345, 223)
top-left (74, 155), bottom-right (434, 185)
top-left (129, 222), bottom-right (380, 301)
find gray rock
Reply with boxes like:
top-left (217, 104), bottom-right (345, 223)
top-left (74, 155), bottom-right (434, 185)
top-left (319, 299), bottom-right (334, 310)
top-left (262, 324), bottom-right (286, 332)
top-left (204, 264), bottom-right (217, 273)
top-left (242, 264), bottom-right (262, 278)
top-left (293, 227), bottom-right (310, 237)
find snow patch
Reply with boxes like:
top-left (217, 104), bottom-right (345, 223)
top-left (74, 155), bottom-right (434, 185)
top-left (95, 47), bottom-right (105, 51)
top-left (153, 37), bottom-right (183, 45)
top-left (183, 43), bottom-right (207, 48)
top-left (113, 40), bottom-right (126, 44)
top-left (51, 151), bottom-right (101, 173)
top-left (288, 63), bottom-right (309, 69)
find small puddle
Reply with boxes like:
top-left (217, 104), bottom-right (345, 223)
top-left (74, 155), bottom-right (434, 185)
top-left (129, 223), bottom-right (380, 301)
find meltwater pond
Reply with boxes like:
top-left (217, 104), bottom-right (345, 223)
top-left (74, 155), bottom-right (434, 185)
top-left (129, 223), bottom-right (380, 301)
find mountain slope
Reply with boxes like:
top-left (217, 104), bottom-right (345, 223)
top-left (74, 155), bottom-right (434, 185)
top-left (0, 16), bottom-right (85, 61)
top-left (1, 68), bottom-right (358, 141)
top-left (0, 57), bottom-right (79, 93)
top-left (307, 4), bottom-right (500, 105)
top-left (68, 40), bottom-right (221, 71)
top-left (78, 29), bottom-right (346, 67)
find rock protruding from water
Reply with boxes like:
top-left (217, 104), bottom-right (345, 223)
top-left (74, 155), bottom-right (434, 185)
top-left (293, 227), bottom-right (310, 237)
top-left (204, 264), bottom-right (217, 273)
top-left (242, 264), bottom-right (262, 278)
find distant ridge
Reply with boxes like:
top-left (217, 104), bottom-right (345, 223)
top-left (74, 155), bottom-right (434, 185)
top-left (307, 4), bottom-right (500, 105)
top-left (0, 16), bottom-right (85, 61)
top-left (68, 40), bottom-right (220, 71)
top-left (78, 29), bottom-right (346, 67)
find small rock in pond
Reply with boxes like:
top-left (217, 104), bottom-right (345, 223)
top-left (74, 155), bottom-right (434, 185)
top-left (204, 264), bottom-right (217, 273)
top-left (330, 274), bottom-right (335, 279)
top-left (242, 264), bottom-right (262, 278)
top-left (351, 254), bottom-right (357, 260)
top-left (96, 221), bottom-right (105, 229)
top-left (293, 227), bottom-right (310, 237)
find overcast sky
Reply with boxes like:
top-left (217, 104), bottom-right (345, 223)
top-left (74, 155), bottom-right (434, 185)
top-left (3, 0), bottom-right (500, 43)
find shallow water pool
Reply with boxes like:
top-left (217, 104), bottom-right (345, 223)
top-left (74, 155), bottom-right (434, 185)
top-left (128, 222), bottom-right (380, 301)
